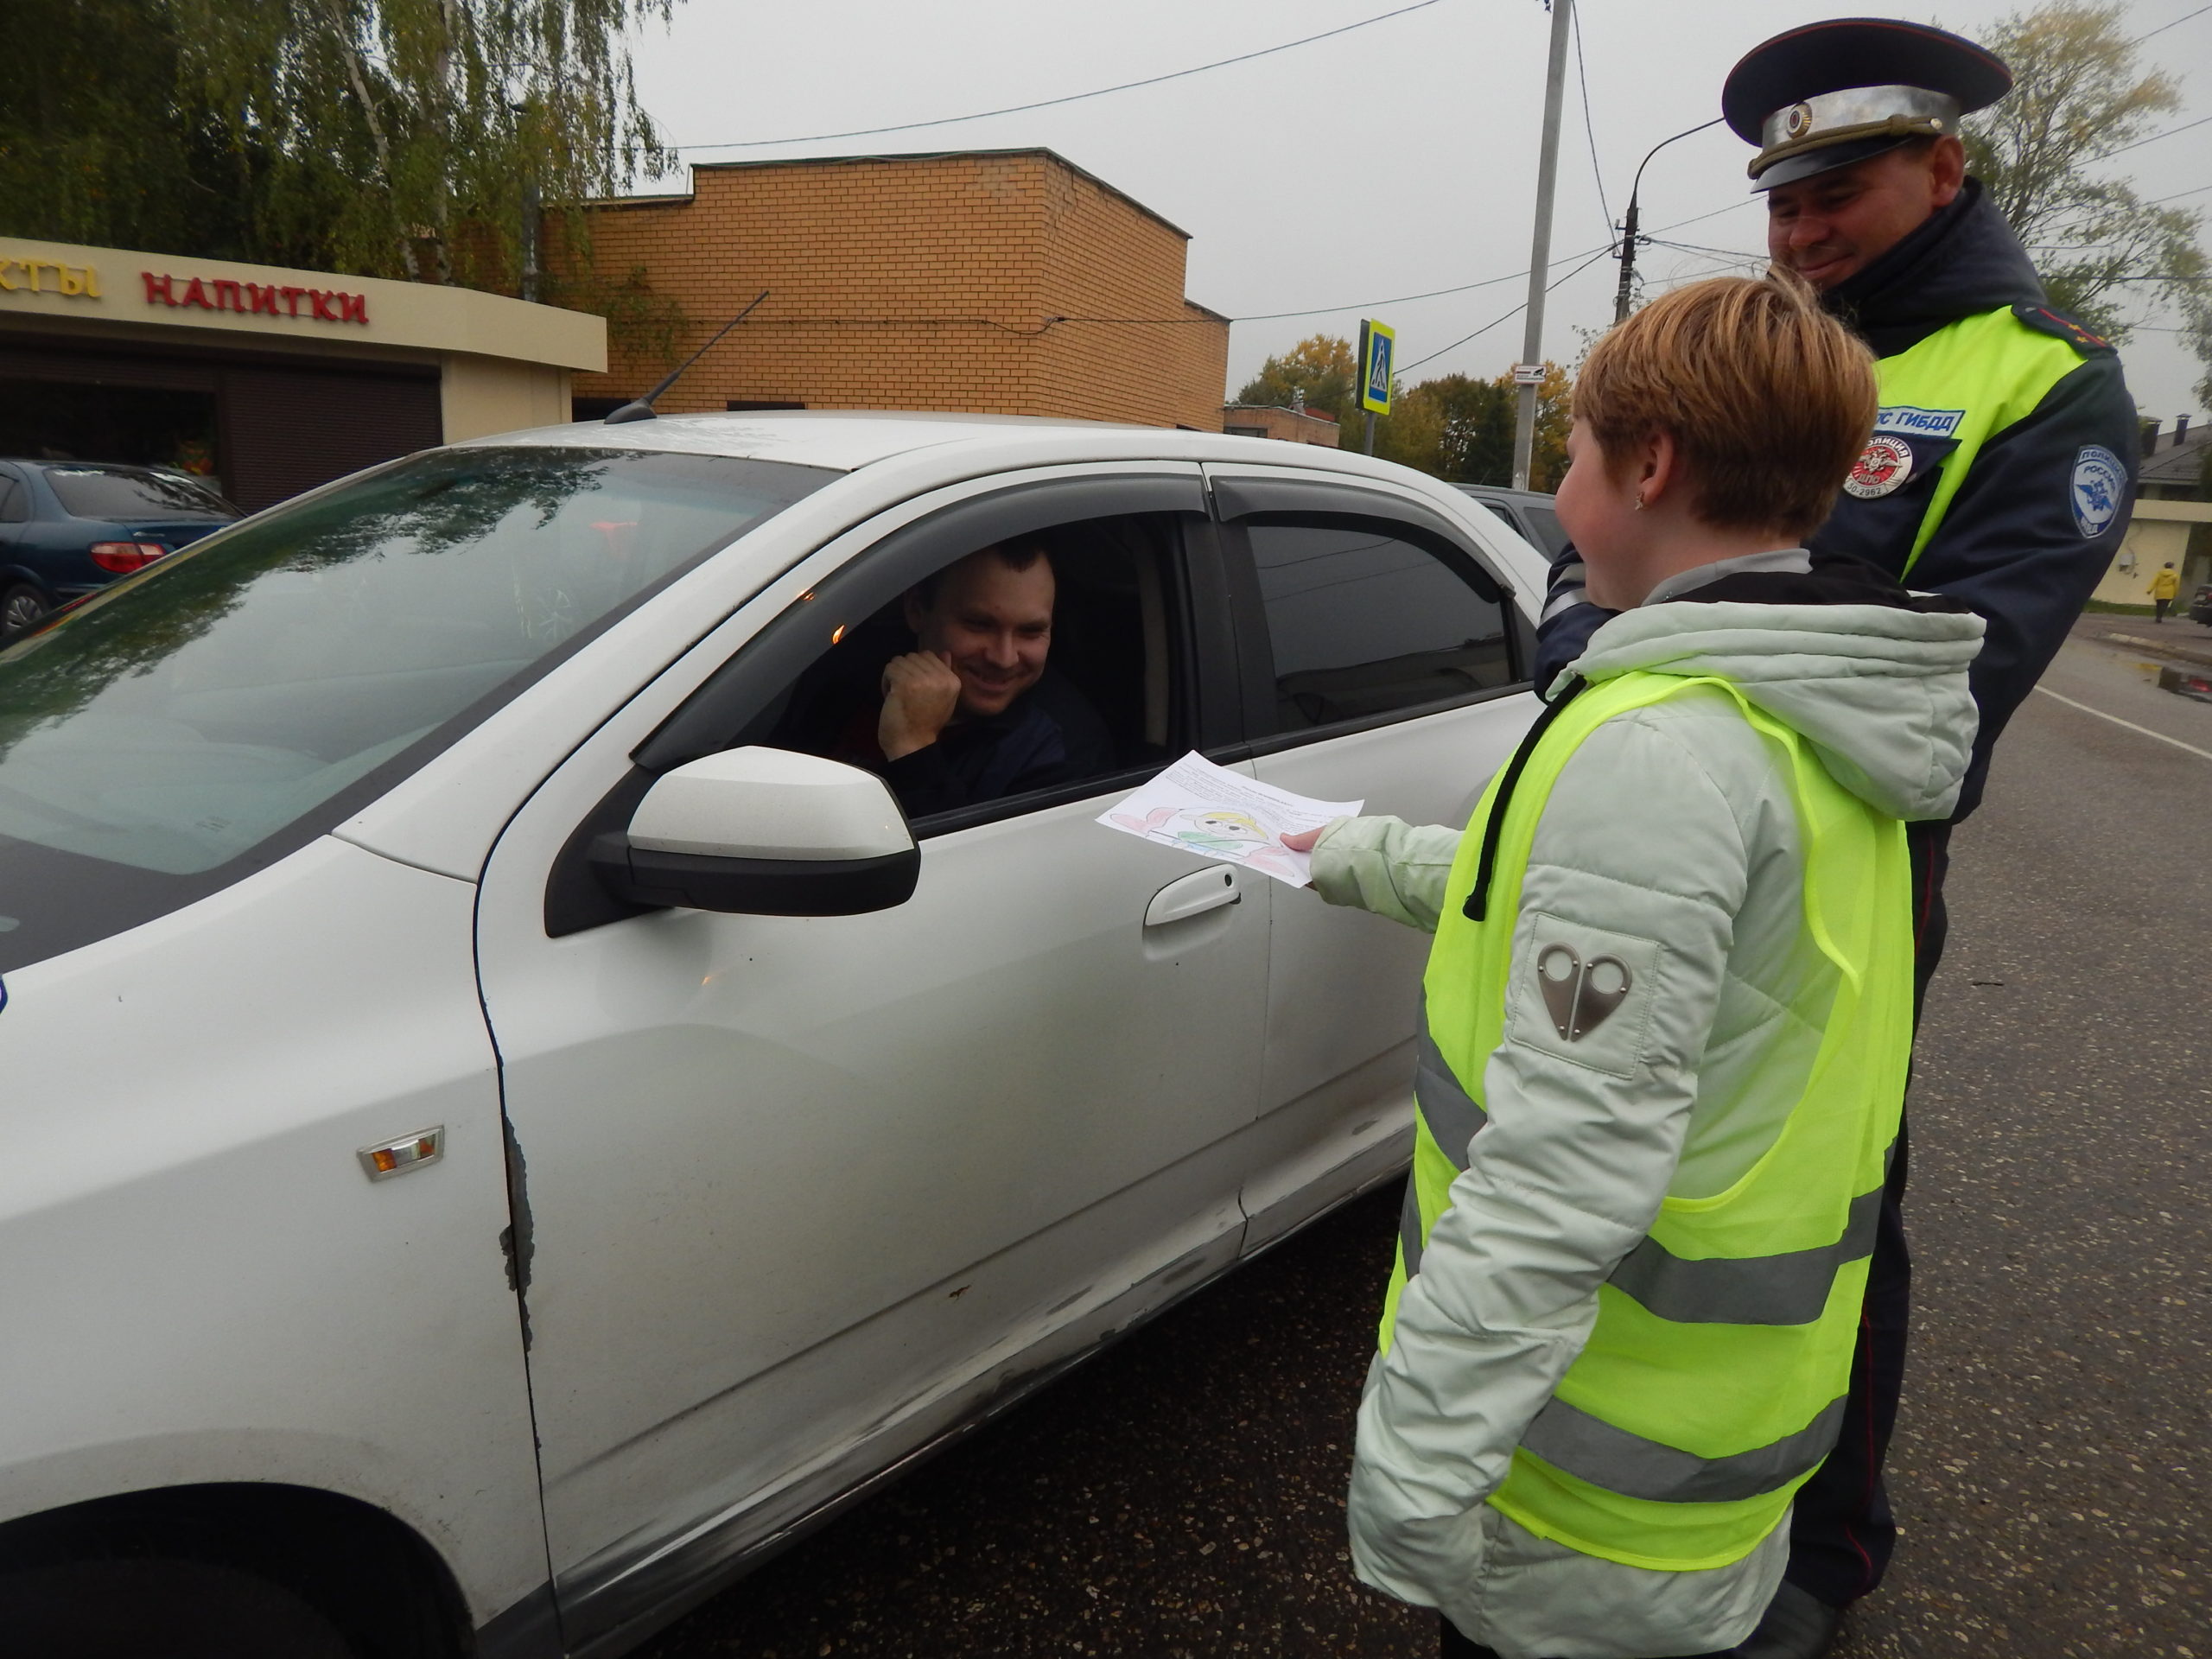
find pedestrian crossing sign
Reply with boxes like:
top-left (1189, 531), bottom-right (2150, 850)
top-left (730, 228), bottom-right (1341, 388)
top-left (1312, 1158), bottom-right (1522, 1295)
top-left (1357, 321), bottom-right (1395, 416)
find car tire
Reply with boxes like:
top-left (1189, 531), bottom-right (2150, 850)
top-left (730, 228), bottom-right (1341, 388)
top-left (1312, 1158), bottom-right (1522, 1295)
top-left (0, 1557), bottom-right (356, 1659)
top-left (0, 582), bottom-right (48, 639)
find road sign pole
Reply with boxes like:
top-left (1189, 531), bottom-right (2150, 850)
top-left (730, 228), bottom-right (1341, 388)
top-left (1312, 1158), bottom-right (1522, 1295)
top-left (1513, 0), bottom-right (1574, 492)
top-left (1364, 410), bottom-right (1376, 455)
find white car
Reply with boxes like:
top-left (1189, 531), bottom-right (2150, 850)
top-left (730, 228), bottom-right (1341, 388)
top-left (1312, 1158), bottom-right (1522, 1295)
top-left (0, 413), bottom-right (1547, 1658)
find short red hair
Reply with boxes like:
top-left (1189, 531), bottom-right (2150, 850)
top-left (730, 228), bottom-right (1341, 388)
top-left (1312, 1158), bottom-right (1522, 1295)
top-left (1576, 274), bottom-right (1877, 538)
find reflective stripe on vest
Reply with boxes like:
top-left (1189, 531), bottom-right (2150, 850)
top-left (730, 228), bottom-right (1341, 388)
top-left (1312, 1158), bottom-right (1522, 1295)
top-left (1876, 307), bottom-right (2086, 575)
top-left (1375, 670), bottom-right (1914, 1573)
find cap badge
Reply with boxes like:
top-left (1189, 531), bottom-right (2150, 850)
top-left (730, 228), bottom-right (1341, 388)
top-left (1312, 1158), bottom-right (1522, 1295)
top-left (1845, 435), bottom-right (1916, 499)
top-left (1784, 102), bottom-right (1815, 139)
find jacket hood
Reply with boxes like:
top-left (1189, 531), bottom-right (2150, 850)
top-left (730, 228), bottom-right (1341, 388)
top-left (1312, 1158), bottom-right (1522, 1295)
top-left (1822, 178), bottom-right (2046, 357)
top-left (1566, 586), bottom-right (1986, 822)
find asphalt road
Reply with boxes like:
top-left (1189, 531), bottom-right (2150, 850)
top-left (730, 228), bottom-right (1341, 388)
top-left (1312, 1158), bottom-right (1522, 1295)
top-left (638, 632), bottom-right (2211, 1659)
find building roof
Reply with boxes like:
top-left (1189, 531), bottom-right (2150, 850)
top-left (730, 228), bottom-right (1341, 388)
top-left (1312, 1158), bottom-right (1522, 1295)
top-left (593, 148), bottom-right (1194, 241)
top-left (2140, 424), bottom-right (2210, 490)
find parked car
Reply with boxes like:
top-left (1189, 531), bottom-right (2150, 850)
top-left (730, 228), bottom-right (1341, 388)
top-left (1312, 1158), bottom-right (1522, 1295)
top-left (1453, 483), bottom-right (1569, 563)
top-left (2189, 582), bottom-right (2212, 626)
top-left (0, 459), bottom-right (238, 639)
top-left (0, 413), bottom-right (1549, 1658)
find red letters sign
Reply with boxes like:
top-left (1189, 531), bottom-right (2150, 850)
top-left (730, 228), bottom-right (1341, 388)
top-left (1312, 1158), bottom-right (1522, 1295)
top-left (142, 270), bottom-right (370, 326)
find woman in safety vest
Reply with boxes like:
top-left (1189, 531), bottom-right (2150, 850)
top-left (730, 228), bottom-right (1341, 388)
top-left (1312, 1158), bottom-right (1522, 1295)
top-left (1284, 276), bottom-right (1984, 1658)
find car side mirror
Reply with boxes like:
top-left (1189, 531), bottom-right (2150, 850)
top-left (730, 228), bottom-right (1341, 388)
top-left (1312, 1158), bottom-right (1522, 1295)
top-left (589, 747), bottom-right (919, 917)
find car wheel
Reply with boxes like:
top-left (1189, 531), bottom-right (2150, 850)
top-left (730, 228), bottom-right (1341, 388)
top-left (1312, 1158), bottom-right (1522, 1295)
top-left (1, 582), bottom-right (48, 639)
top-left (0, 1558), bottom-right (356, 1659)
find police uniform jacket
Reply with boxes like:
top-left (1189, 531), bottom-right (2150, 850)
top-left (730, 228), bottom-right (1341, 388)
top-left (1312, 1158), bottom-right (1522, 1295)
top-left (1535, 179), bottom-right (2137, 818)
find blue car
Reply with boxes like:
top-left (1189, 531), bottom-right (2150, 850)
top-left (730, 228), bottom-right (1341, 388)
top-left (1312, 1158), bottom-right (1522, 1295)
top-left (0, 461), bottom-right (239, 639)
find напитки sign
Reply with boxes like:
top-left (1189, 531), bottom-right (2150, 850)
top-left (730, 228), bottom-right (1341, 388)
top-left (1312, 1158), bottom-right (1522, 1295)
top-left (142, 270), bottom-right (370, 325)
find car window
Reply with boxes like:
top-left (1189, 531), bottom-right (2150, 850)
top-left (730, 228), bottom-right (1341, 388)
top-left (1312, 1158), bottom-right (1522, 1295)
top-left (41, 464), bottom-right (234, 519)
top-left (742, 514), bottom-right (1185, 834)
top-left (1243, 519), bottom-right (1516, 734)
top-left (1516, 501), bottom-right (1569, 559)
top-left (0, 477), bottom-right (23, 524)
top-left (0, 446), bottom-right (834, 974)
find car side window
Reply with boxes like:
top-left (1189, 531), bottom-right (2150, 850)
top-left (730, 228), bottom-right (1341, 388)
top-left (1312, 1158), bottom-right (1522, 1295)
top-left (1241, 518), bottom-right (1517, 735)
top-left (0, 476), bottom-right (24, 524)
top-left (728, 512), bottom-right (1191, 835)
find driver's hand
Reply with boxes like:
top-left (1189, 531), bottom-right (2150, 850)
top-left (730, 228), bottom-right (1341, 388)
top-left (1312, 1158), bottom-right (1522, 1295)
top-left (880, 651), bottom-right (963, 760)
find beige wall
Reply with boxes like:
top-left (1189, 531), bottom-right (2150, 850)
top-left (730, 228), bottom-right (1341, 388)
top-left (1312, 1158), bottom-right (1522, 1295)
top-left (0, 234), bottom-right (604, 373)
top-left (441, 356), bottom-right (573, 442)
top-left (569, 150), bottom-right (1229, 430)
top-left (2094, 499), bottom-right (2212, 604)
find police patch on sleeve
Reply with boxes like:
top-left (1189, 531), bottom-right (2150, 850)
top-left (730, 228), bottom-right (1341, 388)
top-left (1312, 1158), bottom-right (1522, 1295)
top-left (2069, 446), bottom-right (2125, 538)
top-left (1844, 435), bottom-right (1915, 499)
top-left (1506, 912), bottom-right (1662, 1080)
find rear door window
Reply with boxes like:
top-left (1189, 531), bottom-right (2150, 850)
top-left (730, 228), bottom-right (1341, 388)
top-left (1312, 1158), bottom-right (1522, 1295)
top-left (1240, 519), bottom-right (1518, 735)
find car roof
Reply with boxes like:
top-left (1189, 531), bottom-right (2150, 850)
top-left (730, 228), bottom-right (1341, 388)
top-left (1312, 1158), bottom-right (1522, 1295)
top-left (459, 409), bottom-right (1492, 489)
top-left (1452, 483), bottom-right (1556, 506)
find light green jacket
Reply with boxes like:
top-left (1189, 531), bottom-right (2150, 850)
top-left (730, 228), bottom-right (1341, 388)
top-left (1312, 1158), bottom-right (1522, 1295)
top-left (1315, 598), bottom-right (1982, 1658)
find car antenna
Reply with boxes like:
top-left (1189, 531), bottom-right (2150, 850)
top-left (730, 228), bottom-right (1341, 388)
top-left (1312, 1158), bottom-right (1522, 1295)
top-left (603, 289), bottom-right (770, 425)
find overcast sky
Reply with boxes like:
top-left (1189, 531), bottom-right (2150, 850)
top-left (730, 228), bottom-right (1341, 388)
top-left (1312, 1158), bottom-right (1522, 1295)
top-left (626, 0), bottom-right (2211, 424)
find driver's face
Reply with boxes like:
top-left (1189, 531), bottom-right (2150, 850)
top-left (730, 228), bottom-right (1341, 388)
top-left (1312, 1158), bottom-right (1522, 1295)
top-left (1764, 140), bottom-right (1963, 290)
top-left (909, 552), bottom-right (1054, 718)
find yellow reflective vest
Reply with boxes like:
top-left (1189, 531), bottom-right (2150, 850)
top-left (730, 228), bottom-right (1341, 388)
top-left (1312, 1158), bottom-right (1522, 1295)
top-left (1377, 670), bottom-right (1915, 1572)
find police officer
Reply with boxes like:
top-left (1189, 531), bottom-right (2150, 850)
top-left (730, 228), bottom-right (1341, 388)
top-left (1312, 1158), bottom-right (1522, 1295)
top-left (1530, 20), bottom-right (2139, 1658)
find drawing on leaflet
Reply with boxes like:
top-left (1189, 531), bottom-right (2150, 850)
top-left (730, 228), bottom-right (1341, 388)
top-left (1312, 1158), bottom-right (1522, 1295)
top-left (1096, 751), bottom-right (1361, 889)
top-left (1109, 805), bottom-right (1304, 881)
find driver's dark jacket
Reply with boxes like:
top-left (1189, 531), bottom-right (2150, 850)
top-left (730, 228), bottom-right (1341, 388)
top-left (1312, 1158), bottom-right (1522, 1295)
top-left (1534, 180), bottom-right (2139, 818)
top-left (810, 664), bottom-right (1113, 820)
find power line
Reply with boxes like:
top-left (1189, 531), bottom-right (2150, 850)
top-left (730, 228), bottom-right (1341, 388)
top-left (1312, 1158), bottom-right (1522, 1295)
top-left (673, 0), bottom-right (1446, 151)
top-left (1571, 3), bottom-right (1611, 233)
top-left (1394, 245), bottom-right (1618, 375)
top-left (2131, 3), bottom-right (2212, 43)
top-left (2098, 111), bottom-right (2212, 162)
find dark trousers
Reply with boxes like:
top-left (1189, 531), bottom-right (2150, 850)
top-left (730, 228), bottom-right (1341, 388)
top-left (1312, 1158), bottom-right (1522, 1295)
top-left (1783, 820), bottom-right (1950, 1608)
top-left (2154, 598), bottom-right (2171, 622)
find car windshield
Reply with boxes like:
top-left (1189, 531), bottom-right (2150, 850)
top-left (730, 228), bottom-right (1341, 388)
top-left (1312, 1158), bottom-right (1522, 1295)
top-left (0, 445), bottom-right (833, 972)
top-left (42, 463), bottom-right (235, 518)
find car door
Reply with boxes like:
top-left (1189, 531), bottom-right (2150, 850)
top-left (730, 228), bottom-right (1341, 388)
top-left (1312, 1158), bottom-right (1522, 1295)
top-left (1201, 468), bottom-right (1541, 1247)
top-left (471, 464), bottom-right (1270, 1650)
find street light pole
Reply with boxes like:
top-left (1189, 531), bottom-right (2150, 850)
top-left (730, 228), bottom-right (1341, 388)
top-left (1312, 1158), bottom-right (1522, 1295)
top-left (1612, 118), bottom-right (1726, 326)
top-left (1511, 0), bottom-right (1574, 493)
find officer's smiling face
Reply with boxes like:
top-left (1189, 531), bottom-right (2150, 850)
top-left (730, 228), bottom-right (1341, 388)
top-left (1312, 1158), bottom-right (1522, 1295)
top-left (1765, 137), bottom-right (1967, 290)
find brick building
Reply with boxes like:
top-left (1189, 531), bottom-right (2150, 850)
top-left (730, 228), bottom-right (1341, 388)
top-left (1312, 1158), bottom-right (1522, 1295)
top-left (569, 149), bottom-right (1229, 429)
top-left (1221, 403), bottom-right (1342, 447)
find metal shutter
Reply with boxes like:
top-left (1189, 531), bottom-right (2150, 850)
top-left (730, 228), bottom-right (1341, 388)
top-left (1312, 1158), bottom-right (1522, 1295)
top-left (223, 366), bottom-right (441, 512)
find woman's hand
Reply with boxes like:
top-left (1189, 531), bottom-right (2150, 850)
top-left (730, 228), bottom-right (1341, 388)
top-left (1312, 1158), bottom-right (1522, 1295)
top-left (1280, 825), bottom-right (1326, 854)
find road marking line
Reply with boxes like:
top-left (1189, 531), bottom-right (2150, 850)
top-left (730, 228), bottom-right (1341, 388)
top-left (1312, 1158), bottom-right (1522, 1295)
top-left (2034, 685), bottom-right (2212, 763)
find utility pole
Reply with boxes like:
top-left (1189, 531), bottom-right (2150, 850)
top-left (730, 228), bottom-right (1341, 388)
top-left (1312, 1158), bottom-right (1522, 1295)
top-left (1512, 0), bottom-right (1574, 492)
top-left (1611, 195), bottom-right (1639, 325)
top-left (1612, 118), bottom-right (1725, 327)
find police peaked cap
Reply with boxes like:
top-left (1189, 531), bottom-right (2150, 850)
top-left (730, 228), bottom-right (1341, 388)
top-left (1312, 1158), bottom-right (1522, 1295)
top-left (1723, 18), bottom-right (2011, 190)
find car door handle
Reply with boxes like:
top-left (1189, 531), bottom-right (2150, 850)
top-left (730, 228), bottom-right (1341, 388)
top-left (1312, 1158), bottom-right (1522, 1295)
top-left (1145, 866), bottom-right (1241, 927)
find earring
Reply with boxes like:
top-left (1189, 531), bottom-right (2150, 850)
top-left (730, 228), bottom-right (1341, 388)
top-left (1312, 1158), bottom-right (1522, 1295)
top-left (1633, 493), bottom-right (1646, 511)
